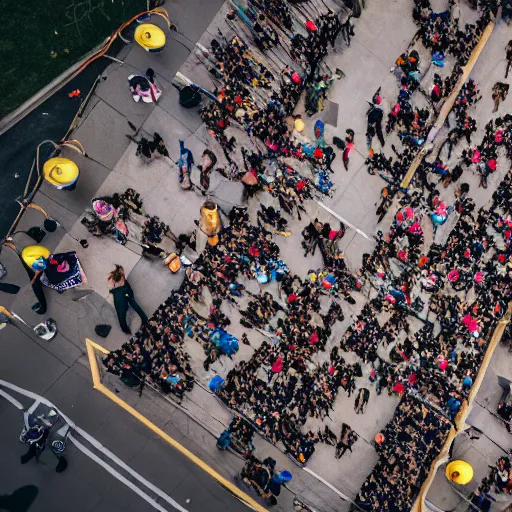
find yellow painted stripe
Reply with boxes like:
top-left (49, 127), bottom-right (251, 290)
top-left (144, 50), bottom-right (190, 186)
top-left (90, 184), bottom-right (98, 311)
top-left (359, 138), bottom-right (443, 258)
top-left (0, 306), bottom-right (15, 321)
top-left (85, 339), bottom-right (268, 512)
top-left (411, 302), bottom-right (512, 512)
top-left (400, 16), bottom-right (496, 190)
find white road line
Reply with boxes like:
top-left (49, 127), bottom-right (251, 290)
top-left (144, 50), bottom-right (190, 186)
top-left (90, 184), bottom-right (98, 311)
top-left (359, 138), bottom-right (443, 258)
top-left (27, 400), bottom-right (40, 414)
top-left (0, 380), bottom-right (188, 512)
top-left (316, 200), bottom-right (371, 240)
top-left (71, 424), bottom-right (189, 512)
top-left (0, 388), bottom-right (24, 410)
top-left (56, 424), bottom-right (70, 437)
top-left (303, 467), bottom-right (350, 501)
top-left (68, 433), bottom-right (172, 512)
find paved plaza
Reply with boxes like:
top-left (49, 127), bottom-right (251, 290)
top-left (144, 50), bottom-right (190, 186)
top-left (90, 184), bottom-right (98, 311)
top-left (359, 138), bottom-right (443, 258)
top-left (1, 1), bottom-right (512, 511)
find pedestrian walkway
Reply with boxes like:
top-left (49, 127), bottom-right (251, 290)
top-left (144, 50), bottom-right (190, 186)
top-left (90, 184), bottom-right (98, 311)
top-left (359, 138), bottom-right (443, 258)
top-left (2, 1), bottom-right (512, 511)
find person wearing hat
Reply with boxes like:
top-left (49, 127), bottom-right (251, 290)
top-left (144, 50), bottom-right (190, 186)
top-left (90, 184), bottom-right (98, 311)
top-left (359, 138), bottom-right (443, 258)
top-left (21, 245), bottom-right (51, 314)
top-left (108, 265), bottom-right (148, 334)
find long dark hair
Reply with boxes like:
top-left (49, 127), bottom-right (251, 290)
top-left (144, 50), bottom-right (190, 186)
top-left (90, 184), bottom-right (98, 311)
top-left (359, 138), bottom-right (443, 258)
top-left (110, 265), bottom-right (125, 282)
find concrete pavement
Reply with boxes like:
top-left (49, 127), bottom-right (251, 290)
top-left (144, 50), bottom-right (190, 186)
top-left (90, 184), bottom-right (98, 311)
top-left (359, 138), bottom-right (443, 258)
top-left (2, 0), bottom-right (512, 511)
top-left (0, 1), bottom-right (265, 511)
top-left (0, 325), bottom-right (249, 512)
top-left (0, 403), bottom-right (157, 512)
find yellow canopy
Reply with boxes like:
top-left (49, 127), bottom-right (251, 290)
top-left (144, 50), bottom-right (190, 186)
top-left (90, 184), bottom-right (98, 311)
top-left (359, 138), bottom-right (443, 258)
top-left (446, 460), bottom-right (474, 485)
top-left (135, 24), bottom-right (166, 51)
top-left (43, 157), bottom-right (79, 188)
top-left (21, 245), bottom-right (50, 270)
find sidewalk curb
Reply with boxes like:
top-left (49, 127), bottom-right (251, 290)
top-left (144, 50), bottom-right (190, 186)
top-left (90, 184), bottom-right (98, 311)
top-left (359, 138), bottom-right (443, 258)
top-left (400, 14), bottom-right (496, 189)
top-left (411, 302), bottom-right (512, 512)
top-left (85, 338), bottom-right (271, 512)
top-left (88, 337), bottom-right (350, 512)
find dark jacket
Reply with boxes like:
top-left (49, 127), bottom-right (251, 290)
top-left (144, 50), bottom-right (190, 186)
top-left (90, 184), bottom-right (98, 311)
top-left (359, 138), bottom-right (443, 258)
top-left (110, 283), bottom-right (133, 304)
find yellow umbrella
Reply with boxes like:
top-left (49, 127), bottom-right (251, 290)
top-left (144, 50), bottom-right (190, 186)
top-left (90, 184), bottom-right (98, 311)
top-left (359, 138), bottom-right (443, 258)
top-left (446, 460), bottom-right (474, 485)
top-left (135, 24), bottom-right (166, 52)
top-left (21, 245), bottom-right (51, 270)
top-left (43, 157), bottom-right (79, 189)
top-left (294, 118), bottom-right (305, 132)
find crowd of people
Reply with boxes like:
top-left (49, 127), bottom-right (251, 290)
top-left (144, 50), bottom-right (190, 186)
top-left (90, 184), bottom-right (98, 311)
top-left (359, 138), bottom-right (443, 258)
top-left (216, 416), bottom-right (256, 456)
top-left (354, 396), bottom-right (452, 511)
top-left (348, 154), bottom-right (512, 510)
top-left (469, 454), bottom-right (512, 511)
top-left (240, 454), bottom-right (292, 505)
top-left (197, 0), bottom-right (348, 206)
top-left (367, 0), bottom-right (496, 215)
top-left (352, 0), bottom-right (512, 508)
top-left (99, 0), bottom-right (512, 509)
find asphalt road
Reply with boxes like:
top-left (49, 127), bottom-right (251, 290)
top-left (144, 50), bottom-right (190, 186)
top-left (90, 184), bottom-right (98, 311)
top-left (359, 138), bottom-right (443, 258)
top-left (0, 403), bottom-right (157, 512)
top-left (0, 4), bottom-right (251, 509)
top-left (0, 322), bottom-right (249, 512)
top-left (0, 53), bottom-right (118, 238)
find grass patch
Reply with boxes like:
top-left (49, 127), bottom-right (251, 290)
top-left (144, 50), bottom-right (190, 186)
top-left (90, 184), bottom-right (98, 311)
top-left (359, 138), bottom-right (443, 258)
top-left (0, 0), bottom-right (146, 117)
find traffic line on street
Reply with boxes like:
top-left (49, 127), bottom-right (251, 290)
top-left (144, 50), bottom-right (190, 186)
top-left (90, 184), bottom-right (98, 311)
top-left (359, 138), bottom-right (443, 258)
top-left (27, 400), bottom-right (40, 415)
top-left (0, 388), bottom-right (24, 410)
top-left (0, 379), bottom-right (188, 512)
top-left (303, 467), bottom-right (350, 502)
top-left (85, 338), bottom-right (270, 512)
top-left (56, 423), bottom-right (70, 438)
top-left (68, 433), bottom-right (184, 512)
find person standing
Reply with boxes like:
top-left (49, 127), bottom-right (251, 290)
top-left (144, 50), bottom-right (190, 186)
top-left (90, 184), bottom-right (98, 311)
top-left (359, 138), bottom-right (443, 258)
top-left (492, 82), bottom-right (509, 112)
top-left (431, 73), bottom-right (443, 111)
top-left (505, 40), bottom-right (512, 79)
top-left (343, 128), bottom-right (355, 171)
top-left (366, 99), bottom-right (385, 151)
top-left (354, 387), bottom-right (370, 414)
top-left (108, 265), bottom-right (148, 334)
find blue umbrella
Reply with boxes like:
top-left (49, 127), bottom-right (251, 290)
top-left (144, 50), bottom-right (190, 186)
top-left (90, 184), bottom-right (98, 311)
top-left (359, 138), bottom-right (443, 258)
top-left (209, 375), bottom-right (225, 392)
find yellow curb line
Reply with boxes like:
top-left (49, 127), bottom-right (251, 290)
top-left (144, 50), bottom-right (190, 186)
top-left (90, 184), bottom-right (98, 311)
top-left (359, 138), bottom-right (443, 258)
top-left (0, 306), bottom-right (15, 321)
top-left (85, 338), bottom-right (269, 512)
top-left (400, 15), bottom-right (496, 190)
top-left (411, 302), bottom-right (512, 512)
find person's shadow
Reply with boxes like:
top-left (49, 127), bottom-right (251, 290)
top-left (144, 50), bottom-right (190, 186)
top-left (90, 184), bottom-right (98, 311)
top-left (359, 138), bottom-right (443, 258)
top-left (0, 486), bottom-right (39, 512)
